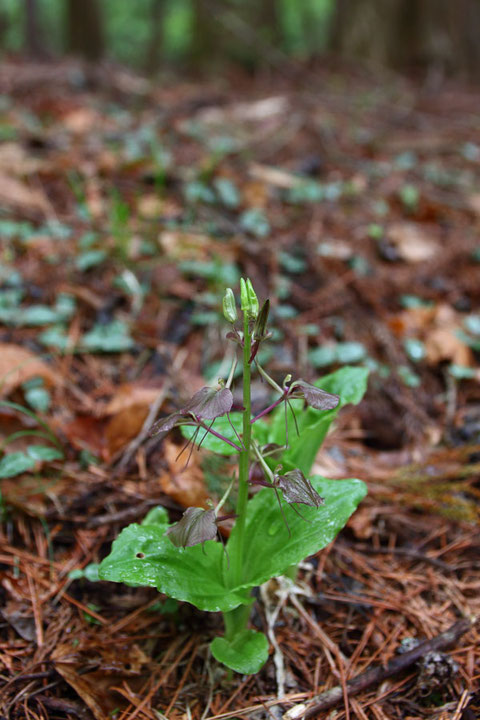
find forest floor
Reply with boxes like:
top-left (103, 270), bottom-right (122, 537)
top-left (0, 59), bottom-right (479, 720)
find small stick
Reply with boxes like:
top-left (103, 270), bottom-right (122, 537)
top-left (300, 617), bottom-right (474, 719)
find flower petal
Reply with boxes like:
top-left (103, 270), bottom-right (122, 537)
top-left (150, 411), bottom-right (184, 436)
top-left (276, 469), bottom-right (325, 507)
top-left (289, 379), bottom-right (339, 410)
top-left (182, 386), bottom-right (233, 420)
top-left (165, 507), bottom-right (218, 548)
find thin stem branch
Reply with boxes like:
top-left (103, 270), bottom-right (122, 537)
top-left (226, 355), bottom-right (238, 389)
top-left (182, 421), bottom-right (242, 452)
top-left (256, 362), bottom-right (283, 394)
top-left (252, 441), bottom-right (275, 482)
top-left (251, 394), bottom-right (286, 423)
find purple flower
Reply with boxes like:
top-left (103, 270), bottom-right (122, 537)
top-left (287, 379), bottom-right (339, 411)
top-left (151, 386), bottom-right (234, 436)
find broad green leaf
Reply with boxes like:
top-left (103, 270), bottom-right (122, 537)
top-left (317, 366), bottom-right (369, 405)
top-left (211, 630), bottom-right (269, 674)
top-left (0, 452), bottom-right (36, 478)
top-left (279, 412), bottom-right (335, 474)
top-left (27, 445), bottom-right (64, 462)
top-left (226, 477), bottom-right (367, 591)
top-left (98, 522), bottom-right (250, 612)
top-left (181, 412), bottom-right (243, 456)
top-left (141, 505), bottom-right (169, 527)
top-left (251, 417), bottom-right (270, 447)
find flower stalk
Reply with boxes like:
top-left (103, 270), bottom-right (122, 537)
top-left (223, 303), bottom-right (253, 640)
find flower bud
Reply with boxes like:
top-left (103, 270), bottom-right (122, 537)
top-left (240, 278), bottom-right (259, 319)
top-left (246, 279), bottom-right (259, 318)
top-left (222, 288), bottom-right (237, 324)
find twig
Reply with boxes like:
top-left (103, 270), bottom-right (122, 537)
top-left (299, 617), bottom-right (474, 719)
top-left (343, 542), bottom-right (459, 573)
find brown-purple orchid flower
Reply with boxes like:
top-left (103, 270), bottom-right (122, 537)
top-left (150, 385), bottom-right (243, 454)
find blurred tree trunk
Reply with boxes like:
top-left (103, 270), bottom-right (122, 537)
top-left (190, 0), bottom-right (220, 68)
top-left (146, 0), bottom-right (164, 73)
top-left (66, 0), bottom-right (104, 62)
top-left (259, 0), bottom-right (282, 48)
top-left (329, 0), bottom-right (480, 81)
top-left (190, 0), bottom-right (283, 71)
top-left (25, 0), bottom-right (44, 58)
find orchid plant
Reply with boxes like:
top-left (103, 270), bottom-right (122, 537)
top-left (99, 279), bottom-right (368, 674)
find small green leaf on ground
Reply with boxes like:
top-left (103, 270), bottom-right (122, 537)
top-left (0, 452), bottom-right (36, 478)
top-left (211, 629), bottom-right (269, 674)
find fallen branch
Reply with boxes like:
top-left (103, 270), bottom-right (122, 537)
top-left (299, 617), bottom-right (474, 719)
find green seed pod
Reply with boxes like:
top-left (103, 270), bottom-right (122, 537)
top-left (222, 287), bottom-right (238, 324)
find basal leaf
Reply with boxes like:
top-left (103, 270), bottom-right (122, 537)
top-left (226, 477), bottom-right (367, 591)
top-left (141, 505), bottom-right (169, 527)
top-left (98, 522), bottom-right (250, 612)
top-left (210, 629), bottom-right (269, 674)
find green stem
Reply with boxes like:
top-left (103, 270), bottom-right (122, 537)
top-left (223, 310), bottom-right (252, 640)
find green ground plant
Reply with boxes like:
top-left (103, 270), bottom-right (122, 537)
top-left (99, 279), bottom-right (368, 674)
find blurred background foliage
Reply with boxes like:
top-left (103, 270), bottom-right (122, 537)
top-left (1, 0), bottom-right (480, 79)
top-left (0, 0), bottom-right (334, 70)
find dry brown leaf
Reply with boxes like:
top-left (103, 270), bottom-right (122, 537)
top-left (159, 230), bottom-right (212, 260)
top-left (0, 173), bottom-right (50, 215)
top-left (242, 180), bottom-right (269, 208)
top-left (53, 640), bottom-right (149, 720)
top-left (425, 327), bottom-right (473, 366)
top-left (467, 193), bottom-right (480, 217)
top-left (158, 440), bottom-right (209, 508)
top-left (348, 506), bottom-right (378, 540)
top-left (0, 142), bottom-right (45, 175)
top-left (0, 344), bottom-right (57, 396)
top-left (137, 193), bottom-right (164, 219)
top-left (61, 416), bottom-right (107, 457)
top-left (62, 107), bottom-right (99, 134)
top-left (388, 306), bottom-right (437, 337)
top-left (388, 222), bottom-right (439, 262)
top-left (249, 163), bottom-right (300, 189)
top-left (105, 404), bottom-right (150, 458)
top-left (104, 383), bottom-right (161, 416)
